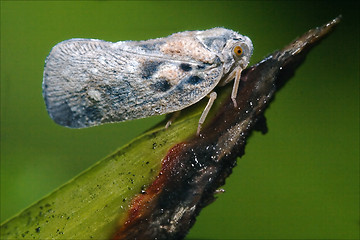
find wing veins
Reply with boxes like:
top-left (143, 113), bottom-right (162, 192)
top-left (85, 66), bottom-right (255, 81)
top-left (112, 48), bottom-right (207, 65)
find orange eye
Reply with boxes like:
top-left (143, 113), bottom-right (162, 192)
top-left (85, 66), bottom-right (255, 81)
top-left (234, 46), bottom-right (243, 56)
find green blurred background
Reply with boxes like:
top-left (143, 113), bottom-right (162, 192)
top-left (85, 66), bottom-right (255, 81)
top-left (1, 1), bottom-right (358, 239)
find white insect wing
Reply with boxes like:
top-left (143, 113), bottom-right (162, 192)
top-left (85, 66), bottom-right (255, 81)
top-left (43, 28), bottom-right (253, 132)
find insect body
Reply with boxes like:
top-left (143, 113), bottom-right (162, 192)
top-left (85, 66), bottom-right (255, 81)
top-left (43, 28), bottom-right (253, 134)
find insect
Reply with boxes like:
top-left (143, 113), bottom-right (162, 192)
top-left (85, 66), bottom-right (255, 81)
top-left (43, 28), bottom-right (253, 135)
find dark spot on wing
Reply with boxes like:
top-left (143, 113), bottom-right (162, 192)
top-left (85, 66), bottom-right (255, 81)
top-left (179, 63), bottom-right (192, 72)
top-left (176, 83), bottom-right (183, 92)
top-left (102, 85), bottom-right (130, 105)
top-left (151, 79), bottom-right (171, 92)
top-left (140, 44), bottom-right (152, 50)
top-left (85, 105), bottom-right (102, 123)
top-left (141, 61), bottom-right (163, 79)
top-left (197, 65), bottom-right (206, 69)
top-left (187, 75), bottom-right (203, 85)
top-left (47, 99), bottom-right (78, 128)
top-left (140, 41), bottom-right (165, 51)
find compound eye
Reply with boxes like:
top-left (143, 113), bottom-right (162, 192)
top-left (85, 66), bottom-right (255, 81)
top-left (234, 46), bottom-right (243, 56)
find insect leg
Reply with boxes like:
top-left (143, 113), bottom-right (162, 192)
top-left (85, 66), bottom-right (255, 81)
top-left (165, 111), bottom-right (181, 129)
top-left (197, 92), bottom-right (217, 136)
top-left (231, 67), bottom-right (242, 108)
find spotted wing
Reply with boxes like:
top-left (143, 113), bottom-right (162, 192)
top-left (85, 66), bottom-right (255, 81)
top-left (43, 35), bottom-right (224, 128)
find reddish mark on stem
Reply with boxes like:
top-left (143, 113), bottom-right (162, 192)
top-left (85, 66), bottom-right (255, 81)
top-left (113, 142), bottom-right (187, 239)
